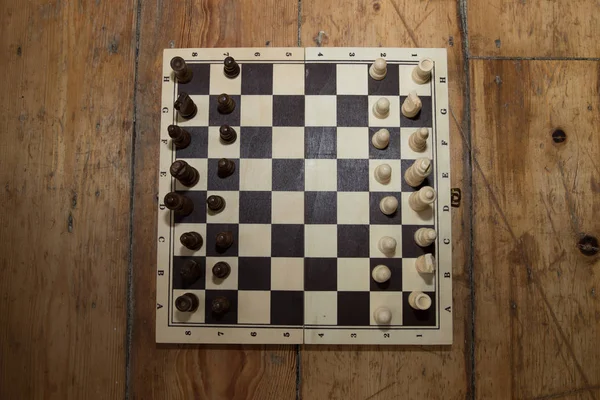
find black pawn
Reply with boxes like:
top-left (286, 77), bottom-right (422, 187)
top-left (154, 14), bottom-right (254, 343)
top-left (215, 231), bottom-right (234, 251)
top-left (180, 259), bottom-right (202, 282)
top-left (217, 158), bottom-right (235, 178)
top-left (175, 293), bottom-right (199, 312)
top-left (207, 195), bottom-right (225, 213)
top-left (219, 125), bottom-right (237, 144)
top-left (223, 56), bottom-right (240, 79)
top-left (212, 262), bottom-right (231, 279)
top-left (211, 296), bottom-right (230, 314)
top-left (180, 232), bottom-right (203, 251)
top-left (170, 160), bottom-right (199, 187)
top-left (217, 93), bottom-right (235, 114)
top-left (170, 56), bottom-right (193, 84)
top-left (167, 125), bottom-right (191, 149)
top-left (174, 92), bottom-right (197, 119)
top-left (164, 192), bottom-right (194, 217)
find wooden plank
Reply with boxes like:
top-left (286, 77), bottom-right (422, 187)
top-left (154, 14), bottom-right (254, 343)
top-left (471, 60), bottom-right (600, 399)
top-left (468, 0), bottom-right (600, 58)
top-left (300, 1), bottom-right (471, 398)
top-left (0, 0), bottom-right (135, 398)
top-left (130, 2), bottom-right (299, 399)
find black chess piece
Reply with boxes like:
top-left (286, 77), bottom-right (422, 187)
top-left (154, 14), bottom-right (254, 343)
top-left (219, 125), bottom-right (237, 144)
top-left (206, 195), bottom-right (226, 213)
top-left (174, 92), bottom-right (197, 119)
top-left (217, 93), bottom-right (235, 114)
top-left (223, 56), bottom-right (240, 79)
top-left (215, 231), bottom-right (234, 251)
top-left (180, 232), bottom-right (203, 251)
top-left (170, 56), bottom-right (193, 83)
top-left (167, 125), bottom-right (191, 149)
top-left (211, 296), bottom-right (230, 314)
top-left (170, 160), bottom-right (199, 187)
top-left (212, 262), bottom-right (231, 279)
top-left (180, 259), bottom-right (202, 282)
top-left (175, 292), bottom-right (200, 312)
top-left (217, 158), bottom-right (235, 178)
top-left (164, 192), bottom-right (194, 217)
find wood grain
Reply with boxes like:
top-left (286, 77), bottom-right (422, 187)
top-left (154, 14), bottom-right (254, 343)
top-left (468, 0), bottom-right (600, 58)
top-left (300, 0), bottom-right (472, 398)
top-left (0, 0), bottom-right (135, 398)
top-left (471, 60), bottom-right (600, 399)
top-left (130, 2), bottom-right (299, 399)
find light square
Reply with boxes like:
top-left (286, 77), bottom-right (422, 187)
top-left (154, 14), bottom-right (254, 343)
top-left (173, 223), bottom-right (206, 256)
top-left (336, 64), bottom-right (368, 95)
top-left (176, 95), bottom-right (209, 127)
top-left (241, 95), bottom-right (273, 126)
top-left (273, 64), bottom-right (305, 95)
top-left (369, 224), bottom-right (402, 258)
top-left (271, 258), bottom-right (304, 290)
top-left (305, 96), bottom-right (337, 126)
top-left (240, 159), bottom-right (272, 191)
top-left (369, 160), bottom-right (402, 192)
top-left (239, 224), bottom-right (272, 256)
top-left (272, 192), bottom-right (304, 224)
top-left (238, 291), bottom-right (271, 324)
top-left (337, 258), bottom-right (370, 291)
top-left (207, 191), bottom-right (239, 223)
top-left (173, 289), bottom-right (205, 323)
top-left (174, 158), bottom-right (208, 191)
top-left (207, 126), bottom-right (241, 158)
top-left (305, 224), bottom-right (337, 257)
top-left (337, 127), bottom-right (369, 159)
top-left (305, 159), bottom-right (337, 191)
top-left (272, 127), bottom-right (305, 158)
top-left (402, 258), bottom-right (436, 291)
top-left (305, 291), bottom-right (337, 325)
top-left (399, 65), bottom-right (432, 96)
top-left (370, 292), bottom-right (404, 326)
top-left (401, 192), bottom-right (434, 225)
top-left (205, 257), bottom-right (239, 290)
top-left (400, 128), bottom-right (433, 159)
top-left (337, 192), bottom-right (369, 224)
top-left (368, 96), bottom-right (400, 127)
top-left (209, 63), bottom-right (242, 95)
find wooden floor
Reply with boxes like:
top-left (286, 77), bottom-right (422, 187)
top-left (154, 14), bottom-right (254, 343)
top-left (0, 0), bottom-right (598, 399)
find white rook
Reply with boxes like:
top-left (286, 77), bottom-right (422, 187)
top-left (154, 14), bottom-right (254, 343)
top-left (408, 186), bottom-right (436, 211)
top-left (408, 291), bottom-right (432, 310)
top-left (412, 58), bottom-right (434, 84)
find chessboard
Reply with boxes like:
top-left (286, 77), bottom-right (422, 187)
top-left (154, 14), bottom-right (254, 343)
top-left (156, 47), bottom-right (452, 345)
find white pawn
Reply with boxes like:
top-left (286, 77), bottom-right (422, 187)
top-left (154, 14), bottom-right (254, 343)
top-left (371, 128), bottom-right (390, 149)
top-left (372, 264), bottom-right (391, 283)
top-left (404, 158), bottom-right (432, 187)
top-left (374, 307), bottom-right (392, 324)
top-left (379, 196), bottom-right (398, 215)
top-left (408, 186), bottom-right (436, 211)
top-left (373, 97), bottom-right (390, 119)
top-left (412, 58), bottom-right (434, 84)
top-left (401, 91), bottom-right (422, 118)
top-left (378, 236), bottom-right (397, 255)
top-left (374, 163), bottom-right (392, 184)
top-left (408, 291), bottom-right (432, 310)
top-left (415, 253), bottom-right (435, 274)
top-left (369, 58), bottom-right (387, 80)
top-left (408, 128), bottom-right (429, 152)
top-left (414, 228), bottom-right (436, 247)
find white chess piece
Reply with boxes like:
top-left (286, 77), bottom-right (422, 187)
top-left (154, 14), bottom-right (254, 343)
top-left (401, 91), bottom-right (422, 118)
top-left (379, 196), bottom-right (398, 215)
top-left (373, 97), bottom-right (390, 119)
top-left (408, 186), bottom-right (436, 211)
top-left (371, 265), bottom-right (391, 283)
top-left (408, 128), bottom-right (429, 152)
top-left (378, 236), bottom-right (397, 255)
top-left (373, 307), bottom-right (392, 324)
top-left (412, 58), bottom-right (434, 84)
top-left (415, 254), bottom-right (435, 274)
top-left (414, 228), bottom-right (437, 247)
top-left (404, 158), bottom-right (432, 187)
top-left (369, 58), bottom-right (387, 80)
top-left (408, 291), bottom-right (432, 310)
top-left (371, 128), bottom-right (390, 149)
top-left (374, 163), bottom-right (392, 184)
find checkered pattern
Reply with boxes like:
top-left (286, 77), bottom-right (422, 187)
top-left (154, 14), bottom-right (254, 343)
top-left (171, 60), bottom-right (437, 327)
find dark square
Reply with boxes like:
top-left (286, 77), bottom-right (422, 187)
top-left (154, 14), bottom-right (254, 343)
top-left (175, 127), bottom-right (209, 159)
top-left (239, 191), bottom-right (271, 224)
top-left (337, 225), bottom-right (369, 257)
top-left (368, 63), bottom-right (399, 96)
top-left (337, 159), bottom-right (369, 191)
top-left (240, 127), bottom-right (272, 158)
top-left (177, 63), bottom-right (210, 95)
top-left (172, 191), bottom-right (207, 224)
top-left (207, 158), bottom-right (239, 191)
top-left (272, 224), bottom-right (304, 257)
top-left (241, 63), bottom-right (273, 95)
top-left (402, 291), bottom-right (436, 326)
top-left (337, 292), bottom-right (370, 326)
top-left (273, 95), bottom-right (305, 127)
top-left (272, 159), bottom-right (304, 191)
top-left (238, 257), bottom-right (271, 290)
top-left (271, 291), bottom-right (304, 326)
top-left (400, 95), bottom-right (432, 127)
top-left (209, 95), bottom-right (241, 126)
top-left (401, 159), bottom-right (435, 192)
top-left (337, 96), bottom-right (368, 127)
top-left (305, 258), bottom-right (337, 291)
top-left (305, 63), bottom-right (336, 95)
top-left (172, 256), bottom-right (206, 290)
top-left (369, 192), bottom-right (401, 225)
top-left (206, 223), bottom-right (239, 256)
top-left (369, 258), bottom-right (403, 291)
top-left (305, 191), bottom-right (337, 224)
top-left (402, 225), bottom-right (436, 258)
top-left (305, 127), bottom-right (336, 159)
top-left (205, 290), bottom-right (238, 324)
top-left (369, 127), bottom-right (400, 159)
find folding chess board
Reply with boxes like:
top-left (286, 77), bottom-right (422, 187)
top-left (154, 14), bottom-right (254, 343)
top-left (157, 47), bottom-right (452, 345)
